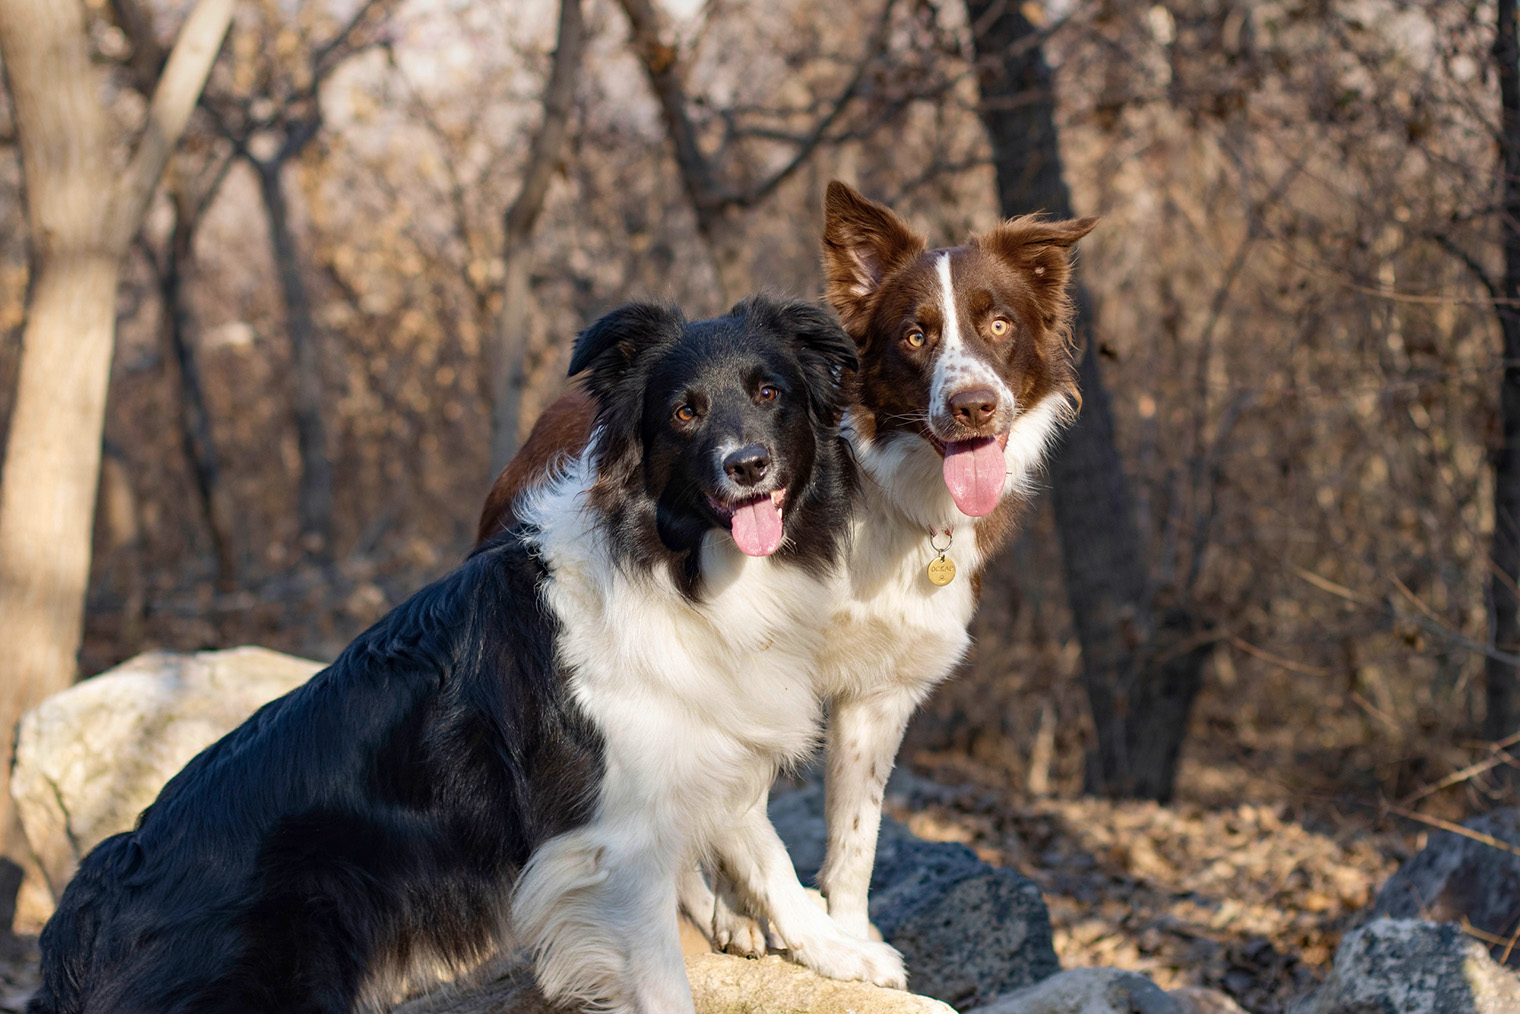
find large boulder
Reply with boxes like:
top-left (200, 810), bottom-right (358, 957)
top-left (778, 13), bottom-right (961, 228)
top-left (1292, 918), bottom-right (1520, 1014)
top-left (1372, 808), bottom-right (1520, 967)
top-left (10, 646), bottom-right (323, 903)
top-left (966, 968), bottom-right (1178, 1014)
top-left (392, 953), bottom-right (957, 1014)
top-left (770, 781), bottom-right (1060, 1009)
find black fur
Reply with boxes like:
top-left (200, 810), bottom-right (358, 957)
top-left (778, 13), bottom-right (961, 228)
top-left (29, 541), bottom-right (596, 1014)
top-left (29, 295), bottom-right (858, 1014)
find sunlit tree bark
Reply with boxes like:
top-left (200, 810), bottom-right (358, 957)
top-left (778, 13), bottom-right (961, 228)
top-left (0, 0), bottom-right (232, 917)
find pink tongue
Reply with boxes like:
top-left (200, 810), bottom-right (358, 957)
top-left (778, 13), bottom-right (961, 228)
top-left (942, 438), bottom-right (1005, 517)
top-left (730, 496), bottom-right (784, 556)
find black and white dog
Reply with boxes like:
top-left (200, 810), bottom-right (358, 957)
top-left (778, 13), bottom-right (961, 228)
top-left (28, 296), bottom-right (902, 1014)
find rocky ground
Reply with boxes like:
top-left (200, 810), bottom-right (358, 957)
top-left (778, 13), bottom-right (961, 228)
top-left (2, 643), bottom-right (1505, 1014)
top-left (880, 769), bottom-right (1404, 1014)
top-left (0, 771), bottom-right (1407, 1014)
top-left (0, 934), bottom-right (37, 1014)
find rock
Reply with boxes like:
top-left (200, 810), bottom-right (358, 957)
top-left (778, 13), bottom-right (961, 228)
top-left (1372, 808), bottom-right (1520, 966)
top-left (687, 953), bottom-right (957, 1013)
top-left (1166, 987), bottom-right (1249, 1014)
top-left (967, 968), bottom-right (1178, 1014)
top-left (770, 781), bottom-right (1060, 1009)
top-left (10, 646), bottom-right (323, 904)
top-left (1292, 918), bottom-right (1520, 1014)
top-left (392, 953), bottom-right (956, 1014)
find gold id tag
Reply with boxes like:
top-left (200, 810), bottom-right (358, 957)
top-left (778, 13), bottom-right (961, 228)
top-left (927, 554), bottom-right (956, 586)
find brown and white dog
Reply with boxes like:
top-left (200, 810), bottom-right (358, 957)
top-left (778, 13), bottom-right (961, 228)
top-left (477, 181), bottom-right (1096, 961)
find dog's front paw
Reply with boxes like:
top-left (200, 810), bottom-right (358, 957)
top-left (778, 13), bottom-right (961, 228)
top-left (789, 934), bottom-right (907, 990)
top-left (712, 903), bottom-right (768, 959)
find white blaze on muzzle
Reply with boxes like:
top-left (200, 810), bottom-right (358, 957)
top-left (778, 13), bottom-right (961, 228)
top-left (929, 253), bottom-right (1015, 517)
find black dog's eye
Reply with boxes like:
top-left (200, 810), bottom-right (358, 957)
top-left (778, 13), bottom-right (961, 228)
top-left (905, 329), bottom-right (926, 348)
top-left (758, 385), bottom-right (779, 403)
top-left (673, 405), bottom-right (697, 424)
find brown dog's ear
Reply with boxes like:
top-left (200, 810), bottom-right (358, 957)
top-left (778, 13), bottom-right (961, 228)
top-left (821, 181), bottom-right (927, 335)
top-left (977, 215), bottom-right (1099, 335)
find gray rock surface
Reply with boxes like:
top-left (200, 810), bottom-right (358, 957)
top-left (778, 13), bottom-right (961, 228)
top-left (1165, 988), bottom-right (1249, 1014)
top-left (1373, 808), bottom-right (1520, 967)
top-left (392, 953), bottom-right (956, 1014)
top-left (967, 968), bottom-right (1178, 1014)
top-left (10, 646), bottom-right (323, 903)
top-left (770, 780), bottom-right (1060, 1009)
top-left (1292, 918), bottom-right (1520, 1014)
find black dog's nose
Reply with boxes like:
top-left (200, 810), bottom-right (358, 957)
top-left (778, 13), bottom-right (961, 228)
top-left (723, 445), bottom-right (770, 487)
top-left (949, 387), bottom-right (998, 428)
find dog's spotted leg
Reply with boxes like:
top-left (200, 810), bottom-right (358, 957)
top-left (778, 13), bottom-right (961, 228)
top-left (711, 794), bottom-right (906, 989)
top-left (819, 686), bottom-right (923, 940)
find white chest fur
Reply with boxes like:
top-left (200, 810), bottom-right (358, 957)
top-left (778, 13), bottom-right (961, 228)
top-left (523, 459), bottom-right (832, 828)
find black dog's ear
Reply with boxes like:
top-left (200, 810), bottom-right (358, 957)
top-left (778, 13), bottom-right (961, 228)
top-left (740, 298), bottom-right (857, 425)
top-left (569, 302), bottom-right (686, 395)
top-left (570, 302), bottom-right (685, 483)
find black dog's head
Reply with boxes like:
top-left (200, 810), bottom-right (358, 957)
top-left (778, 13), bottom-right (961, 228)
top-left (571, 296), bottom-right (858, 594)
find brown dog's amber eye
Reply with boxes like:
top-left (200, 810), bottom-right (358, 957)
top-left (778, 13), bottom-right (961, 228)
top-left (990, 318), bottom-right (1010, 337)
top-left (906, 330), bottom-right (926, 348)
top-left (674, 405), bottom-right (696, 423)
top-left (758, 385), bottom-right (779, 402)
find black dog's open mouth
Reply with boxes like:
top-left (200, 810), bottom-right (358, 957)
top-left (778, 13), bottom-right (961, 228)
top-left (706, 489), bottom-right (787, 557)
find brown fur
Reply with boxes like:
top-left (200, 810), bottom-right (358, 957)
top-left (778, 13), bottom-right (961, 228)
top-left (475, 387), bottom-right (596, 542)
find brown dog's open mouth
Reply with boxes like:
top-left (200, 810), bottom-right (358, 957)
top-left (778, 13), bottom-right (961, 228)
top-left (925, 431), bottom-right (1010, 518)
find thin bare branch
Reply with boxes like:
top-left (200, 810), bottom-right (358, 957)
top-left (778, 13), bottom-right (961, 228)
top-left (107, 0), bottom-right (234, 248)
top-left (504, 0), bottom-right (584, 242)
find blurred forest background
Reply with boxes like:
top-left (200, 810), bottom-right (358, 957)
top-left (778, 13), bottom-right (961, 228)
top-left (1, 0), bottom-right (1517, 1008)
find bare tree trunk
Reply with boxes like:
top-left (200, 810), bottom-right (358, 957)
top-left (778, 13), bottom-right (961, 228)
top-left (489, 0), bottom-right (584, 472)
top-left (617, 0), bottom-right (750, 305)
top-left (1489, 0), bottom-right (1520, 753)
top-left (0, 0), bottom-right (232, 915)
top-left (966, 0), bottom-right (1209, 800)
top-left (159, 184), bottom-right (237, 586)
top-left (255, 158), bottom-right (333, 557)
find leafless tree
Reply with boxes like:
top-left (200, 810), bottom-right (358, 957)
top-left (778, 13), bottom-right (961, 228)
top-left (197, 0), bottom-right (398, 559)
top-left (966, 0), bottom-right (1211, 800)
top-left (489, 0), bottom-right (584, 471)
top-left (1485, 0), bottom-right (1520, 758)
top-left (0, 0), bottom-right (232, 919)
top-left (615, 0), bottom-right (903, 303)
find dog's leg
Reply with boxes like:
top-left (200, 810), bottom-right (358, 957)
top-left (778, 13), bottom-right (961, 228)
top-left (677, 863), bottom-right (717, 943)
top-left (711, 871), bottom-right (769, 959)
top-left (516, 832), bottom-right (694, 1014)
top-left (677, 859), bottom-right (768, 958)
top-left (818, 687), bottom-right (922, 940)
top-left (711, 795), bottom-right (905, 989)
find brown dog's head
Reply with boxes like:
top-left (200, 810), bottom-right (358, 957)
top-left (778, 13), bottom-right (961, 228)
top-left (821, 181), bottom-right (1096, 518)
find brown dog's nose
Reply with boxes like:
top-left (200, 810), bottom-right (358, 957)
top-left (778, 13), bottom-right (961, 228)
top-left (948, 388), bottom-right (998, 428)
